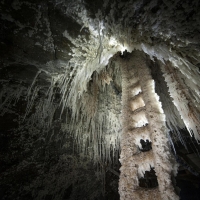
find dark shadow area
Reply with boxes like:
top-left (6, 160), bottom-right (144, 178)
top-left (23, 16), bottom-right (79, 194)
top-left (139, 168), bottom-right (158, 188)
top-left (139, 139), bottom-right (152, 152)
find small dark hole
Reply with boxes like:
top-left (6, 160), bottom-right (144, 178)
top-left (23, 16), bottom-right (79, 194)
top-left (120, 50), bottom-right (131, 59)
top-left (139, 168), bottom-right (158, 188)
top-left (139, 139), bottom-right (152, 152)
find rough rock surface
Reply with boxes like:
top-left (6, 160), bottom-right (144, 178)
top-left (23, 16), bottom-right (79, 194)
top-left (0, 0), bottom-right (200, 199)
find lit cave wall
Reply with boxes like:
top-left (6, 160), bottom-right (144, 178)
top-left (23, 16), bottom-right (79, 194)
top-left (0, 0), bottom-right (200, 200)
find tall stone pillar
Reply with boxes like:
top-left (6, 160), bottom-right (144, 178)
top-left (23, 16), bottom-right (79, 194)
top-left (117, 50), bottom-right (178, 200)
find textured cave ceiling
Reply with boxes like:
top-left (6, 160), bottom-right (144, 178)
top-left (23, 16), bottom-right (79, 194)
top-left (0, 0), bottom-right (200, 199)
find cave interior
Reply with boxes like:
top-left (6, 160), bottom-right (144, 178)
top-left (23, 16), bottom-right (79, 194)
top-left (0, 0), bottom-right (200, 199)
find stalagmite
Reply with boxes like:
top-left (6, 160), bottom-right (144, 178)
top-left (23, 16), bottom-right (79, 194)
top-left (116, 50), bottom-right (178, 200)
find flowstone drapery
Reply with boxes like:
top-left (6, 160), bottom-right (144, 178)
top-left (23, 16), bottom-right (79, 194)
top-left (115, 51), bottom-right (178, 200)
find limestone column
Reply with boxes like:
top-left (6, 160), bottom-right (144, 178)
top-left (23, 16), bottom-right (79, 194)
top-left (117, 50), bottom-right (178, 200)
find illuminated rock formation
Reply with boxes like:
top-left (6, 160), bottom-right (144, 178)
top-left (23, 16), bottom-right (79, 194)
top-left (117, 50), bottom-right (178, 199)
top-left (0, 0), bottom-right (200, 199)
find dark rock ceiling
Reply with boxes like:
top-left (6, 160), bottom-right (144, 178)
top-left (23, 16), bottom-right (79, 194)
top-left (0, 0), bottom-right (200, 199)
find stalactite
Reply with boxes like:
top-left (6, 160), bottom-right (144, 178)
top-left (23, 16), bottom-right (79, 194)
top-left (161, 61), bottom-right (200, 141)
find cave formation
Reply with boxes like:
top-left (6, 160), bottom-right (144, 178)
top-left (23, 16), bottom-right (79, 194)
top-left (0, 0), bottom-right (200, 200)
